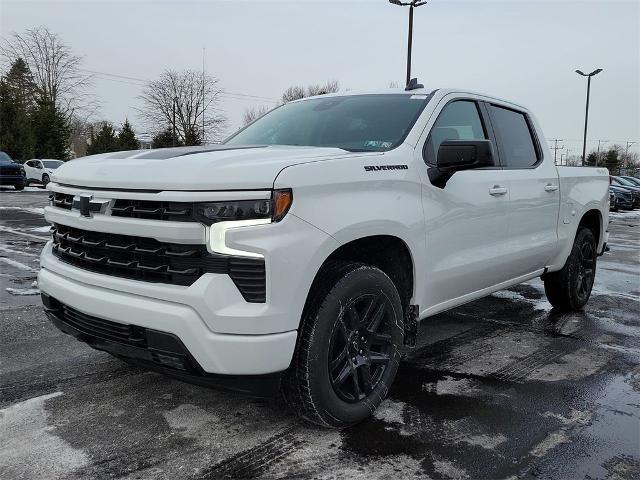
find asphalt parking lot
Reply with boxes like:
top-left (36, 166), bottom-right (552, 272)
top-left (1, 186), bottom-right (638, 480)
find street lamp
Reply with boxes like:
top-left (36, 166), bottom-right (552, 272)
top-left (576, 68), bottom-right (603, 166)
top-left (389, 0), bottom-right (428, 86)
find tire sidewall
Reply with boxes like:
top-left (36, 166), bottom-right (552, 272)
top-left (567, 228), bottom-right (597, 309)
top-left (304, 266), bottom-right (404, 426)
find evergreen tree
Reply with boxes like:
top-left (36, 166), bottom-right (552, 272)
top-left (118, 119), bottom-right (139, 150)
top-left (585, 151), bottom-right (598, 167)
top-left (87, 122), bottom-right (119, 155)
top-left (0, 58), bottom-right (36, 160)
top-left (31, 99), bottom-right (70, 159)
top-left (152, 128), bottom-right (182, 148)
top-left (604, 148), bottom-right (621, 175)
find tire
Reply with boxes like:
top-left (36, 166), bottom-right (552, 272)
top-left (544, 228), bottom-right (597, 311)
top-left (14, 183), bottom-right (24, 191)
top-left (282, 261), bottom-right (404, 428)
top-left (41, 174), bottom-right (50, 188)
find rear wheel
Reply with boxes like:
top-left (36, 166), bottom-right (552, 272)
top-left (14, 183), bottom-right (24, 191)
top-left (282, 262), bottom-right (404, 428)
top-left (544, 228), bottom-right (597, 311)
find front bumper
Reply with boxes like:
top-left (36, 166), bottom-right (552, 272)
top-left (38, 253), bottom-right (297, 375)
top-left (0, 174), bottom-right (25, 185)
top-left (42, 293), bottom-right (282, 395)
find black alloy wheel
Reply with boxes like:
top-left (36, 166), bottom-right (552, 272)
top-left (328, 293), bottom-right (394, 403)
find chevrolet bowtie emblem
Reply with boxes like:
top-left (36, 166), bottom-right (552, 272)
top-left (72, 194), bottom-right (109, 217)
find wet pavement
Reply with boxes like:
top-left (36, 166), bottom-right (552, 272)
top-left (0, 186), bottom-right (638, 479)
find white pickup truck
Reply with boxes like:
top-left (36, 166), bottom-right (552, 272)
top-left (39, 86), bottom-right (609, 427)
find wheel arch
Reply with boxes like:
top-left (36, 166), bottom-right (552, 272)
top-left (303, 235), bottom-right (415, 317)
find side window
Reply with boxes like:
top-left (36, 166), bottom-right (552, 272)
top-left (490, 105), bottom-right (538, 168)
top-left (424, 100), bottom-right (487, 165)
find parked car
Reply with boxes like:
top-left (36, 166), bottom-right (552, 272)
top-left (24, 159), bottom-right (64, 187)
top-left (39, 87), bottom-right (610, 427)
top-left (0, 151), bottom-right (25, 190)
top-left (611, 176), bottom-right (640, 208)
top-left (620, 175), bottom-right (640, 187)
top-left (610, 185), bottom-right (634, 211)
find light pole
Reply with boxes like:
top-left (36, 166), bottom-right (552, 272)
top-left (389, 0), bottom-right (427, 86)
top-left (576, 68), bottom-right (603, 166)
top-left (596, 139), bottom-right (608, 166)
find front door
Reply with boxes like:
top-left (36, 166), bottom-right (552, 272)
top-left (419, 98), bottom-right (513, 313)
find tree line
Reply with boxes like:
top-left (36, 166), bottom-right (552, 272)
top-left (0, 27), bottom-right (227, 160)
top-left (584, 145), bottom-right (639, 174)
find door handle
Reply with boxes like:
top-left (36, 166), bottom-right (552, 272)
top-left (489, 185), bottom-right (508, 196)
top-left (544, 184), bottom-right (559, 192)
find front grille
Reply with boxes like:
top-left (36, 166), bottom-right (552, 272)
top-left (51, 223), bottom-right (266, 301)
top-left (111, 199), bottom-right (194, 222)
top-left (50, 192), bottom-right (73, 210)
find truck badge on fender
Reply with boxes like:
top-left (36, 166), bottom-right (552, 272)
top-left (364, 165), bottom-right (408, 172)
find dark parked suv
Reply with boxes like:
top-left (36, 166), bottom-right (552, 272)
top-left (0, 151), bottom-right (26, 190)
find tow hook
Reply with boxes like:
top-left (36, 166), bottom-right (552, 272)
top-left (404, 305), bottom-right (419, 347)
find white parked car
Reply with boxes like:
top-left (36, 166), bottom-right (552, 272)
top-left (39, 86), bottom-right (610, 428)
top-left (24, 159), bottom-right (64, 187)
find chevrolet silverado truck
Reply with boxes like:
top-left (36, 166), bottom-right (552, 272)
top-left (39, 86), bottom-right (610, 428)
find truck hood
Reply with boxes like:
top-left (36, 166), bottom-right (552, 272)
top-left (52, 145), bottom-right (358, 191)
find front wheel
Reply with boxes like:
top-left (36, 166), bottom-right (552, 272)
top-left (14, 183), bottom-right (24, 191)
top-left (282, 262), bottom-right (404, 428)
top-left (544, 228), bottom-right (597, 311)
top-left (41, 174), bottom-right (50, 188)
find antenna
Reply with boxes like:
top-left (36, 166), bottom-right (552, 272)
top-left (405, 78), bottom-right (424, 91)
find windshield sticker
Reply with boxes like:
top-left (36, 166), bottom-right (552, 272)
top-left (364, 140), bottom-right (393, 148)
top-left (411, 95), bottom-right (428, 99)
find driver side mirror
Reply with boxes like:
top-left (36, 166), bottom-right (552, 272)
top-left (429, 139), bottom-right (495, 189)
top-left (436, 139), bottom-right (494, 171)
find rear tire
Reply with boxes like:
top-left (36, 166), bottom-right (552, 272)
top-left (282, 261), bottom-right (404, 428)
top-left (544, 228), bottom-right (597, 311)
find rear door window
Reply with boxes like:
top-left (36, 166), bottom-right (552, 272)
top-left (490, 105), bottom-right (539, 168)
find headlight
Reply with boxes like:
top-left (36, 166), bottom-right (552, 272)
top-left (196, 189), bottom-right (293, 224)
top-left (205, 189), bottom-right (293, 258)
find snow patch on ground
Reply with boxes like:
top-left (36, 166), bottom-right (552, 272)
top-left (30, 225), bottom-right (51, 233)
top-left (0, 244), bottom-right (40, 258)
top-left (163, 404), bottom-right (221, 439)
top-left (0, 206), bottom-right (45, 215)
top-left (0, 392), bottom-right (89, 478)
top-left (0, 256), bottom-right (37, 272)
top-left (491, 289), bottom-right (553, 311)
top-left (373, 398), bottom-right (407, 425)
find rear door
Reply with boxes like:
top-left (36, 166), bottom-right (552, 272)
top-left (420, 97), bottom-right (514, 311)
top-left (486, 103), bottom-right (560, 277)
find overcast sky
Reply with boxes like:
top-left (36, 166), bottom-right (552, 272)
top-left (1, 0), bottom-right (638, 156)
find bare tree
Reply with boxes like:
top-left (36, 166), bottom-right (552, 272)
top-left (138, 69), bottom-right (226, 144)
top-left (0, 26), bottom-right (92, 116)
top-left (280, 80), bottom-right (339, 103)
top-left (242, 80), bottom-right (339, 126)
top-left (243, 105), bottom-right (271, 126)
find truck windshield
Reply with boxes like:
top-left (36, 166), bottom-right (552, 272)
top-left (225, 94), bottom-right (431, 152)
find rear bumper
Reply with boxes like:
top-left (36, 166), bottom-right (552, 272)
top-left (42, 294), bottom-right (282, 396)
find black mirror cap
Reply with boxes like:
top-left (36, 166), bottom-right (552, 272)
top-left (436, 139), bottom-right (494, 171)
